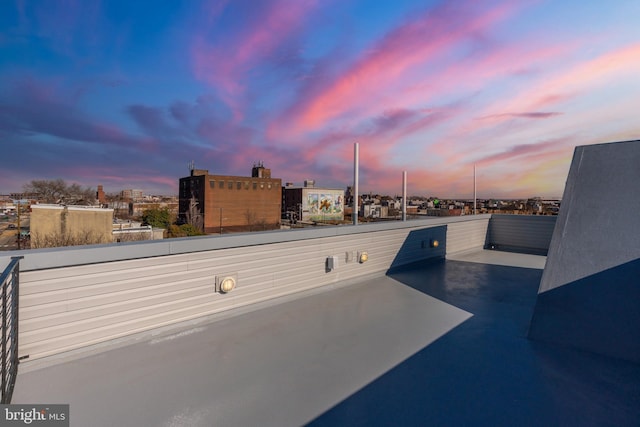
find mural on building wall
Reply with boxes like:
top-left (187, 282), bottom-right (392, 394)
top-left (307, 193), bottom-right (319, 215)
top-left (305, 190), bottom-right (344, 221)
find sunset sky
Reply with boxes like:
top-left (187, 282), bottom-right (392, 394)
top-left (1, 0), bottom-right (639, 198)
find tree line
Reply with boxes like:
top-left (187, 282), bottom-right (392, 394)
top-left (23, 179), bottom-right (96, 204)
top-left (140, 207), bottom-right (202, 237)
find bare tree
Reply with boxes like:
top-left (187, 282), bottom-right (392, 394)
top-left (244, 209), bottom-right (259, 231)
top-left (256, 218), bottom-right (268, 231)
top-left (105, 192), bottom-right (130, 220)
top-left (185, 196), bottom-right (203, 232)
top-left (30, 229), bottom-right (110, 249)
top-left (24, 179), bottom-right (95, 205)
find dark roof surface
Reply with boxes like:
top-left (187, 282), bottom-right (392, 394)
top-left (312, 258), bottom-right (640, 426)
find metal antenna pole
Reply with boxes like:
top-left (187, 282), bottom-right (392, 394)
top-left (353, 143), bottom-right (359, 225)
top-left (402, 171), bottom-right (407, 221)
top-left (474, 164), bottom-right (477, 215)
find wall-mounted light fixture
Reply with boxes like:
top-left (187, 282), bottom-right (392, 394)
top-left (358, 251), bottom-right (369, 263)
top-left (430, 239), bottom-right (440, 248)
top-left (217, 273), bottom-right (237, 293)
top-left (345, 251), bottom-right (355, 263)
top-left (326, 256), bottom-right (339, 272)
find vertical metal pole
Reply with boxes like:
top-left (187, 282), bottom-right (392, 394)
top-left (402, 171), bottom-right (407, 221)
top-left (1, 272), bottom-right (6, 402)
top-left (474, 164), bottom-right (477, 215)
top-left (14, 260), bottom-right (19, 372)
top-left (1, 257), bottom-right (22, 404)
top-left (16, 202), bottom-right (21, 250)
top-left (353, 143), bottom-right (359, 225)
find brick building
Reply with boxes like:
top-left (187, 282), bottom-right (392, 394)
top-left (179, 164), bottom-right (282, 233)
top-left (282, 180), bottom-right (345, 223)
top-left (96, 185), bottom-right (106, 205)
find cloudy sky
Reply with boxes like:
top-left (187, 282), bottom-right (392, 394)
top-left (1, 0), bottom-right (638, 198)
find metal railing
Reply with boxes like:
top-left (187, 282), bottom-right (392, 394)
top-left (1, 256), bottom-right (22, 404)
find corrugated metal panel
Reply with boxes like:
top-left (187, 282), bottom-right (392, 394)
top-left (487, 215), bottom-right (556, 254)
top-left (19, 222), bottom-right (458, 360)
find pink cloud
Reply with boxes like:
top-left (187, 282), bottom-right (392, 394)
top-left (191, 0), bottom-right (319, 118)
top-left (473, 138), bottom-right (572, 168)
top-left (485, 42), bottom-right (640, 118)
top-left (64, 166), bottom-right (180, 195)
top-left (428, 42), bottom-right (640, 170)
top-left (270, 1), bottom-right (523, 139)
top-left (478, 112), bottom-right (562, 120)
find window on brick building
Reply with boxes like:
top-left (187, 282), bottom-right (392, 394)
top-left (252, 182), bottom-right (257, 190)
top-left (219, 180), bottom-right (224, 189)
top-left (228, 181), bottom-right (233, 189)
top-left (237, 181), bottom-right (242, 190)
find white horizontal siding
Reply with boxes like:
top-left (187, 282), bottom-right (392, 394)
top-left (446, 218), bottom-right (490, 254)
top-left (19, 222), bottom-right (460, 360)
top-left (487, 215), bottom-right (556, 253)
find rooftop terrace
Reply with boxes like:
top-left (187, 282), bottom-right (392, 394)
top-left (11, 249), bottom-right (639, 426)
top-left (2, 140), bottom-right (639, 426)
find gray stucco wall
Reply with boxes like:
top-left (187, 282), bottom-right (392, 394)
top-left (529, 140), bottom-right (640, 363)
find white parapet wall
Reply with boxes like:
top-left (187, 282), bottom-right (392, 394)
top-left (6, 216), bottom-right (491, 361)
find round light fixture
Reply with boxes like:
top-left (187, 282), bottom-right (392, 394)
top-left (358, 251), bottom-right (369, 263)
top-left (430, 239), bottom-right (439, 248)
top-left (219, 277), bottom-right (236, 293)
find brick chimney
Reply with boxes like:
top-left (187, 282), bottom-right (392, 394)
top-left (97, 185), bottom-right (106, 204)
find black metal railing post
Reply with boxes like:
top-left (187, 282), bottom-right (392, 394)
top-left (1, 256), bottom-right (22, 404)
top-left (1, 262), bottom-right (6, 403)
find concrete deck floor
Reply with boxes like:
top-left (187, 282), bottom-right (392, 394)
top-left (12, 252), bottom-right (640, 426)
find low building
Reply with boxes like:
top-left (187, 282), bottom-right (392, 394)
top-left (179, 163), bottom-right (282, 233)
top-left (424, 208), bottom-right (462, 217)
top-left (361, 203), bottom-right (388, 219)
top-left (121, 189), bottom-right (144, 202)
top-left (30, 204), bottom-right (114, 248)
top-left (282, 181), bottom-right (345, 223)
top-left (129, 201), bottom-right (179, 219)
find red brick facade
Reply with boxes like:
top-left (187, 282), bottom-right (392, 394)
top-left (179, 168), bottom-right (282, 234)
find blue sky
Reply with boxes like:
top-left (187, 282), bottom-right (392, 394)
top-left (1, 0), bottom-right (639, 198)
